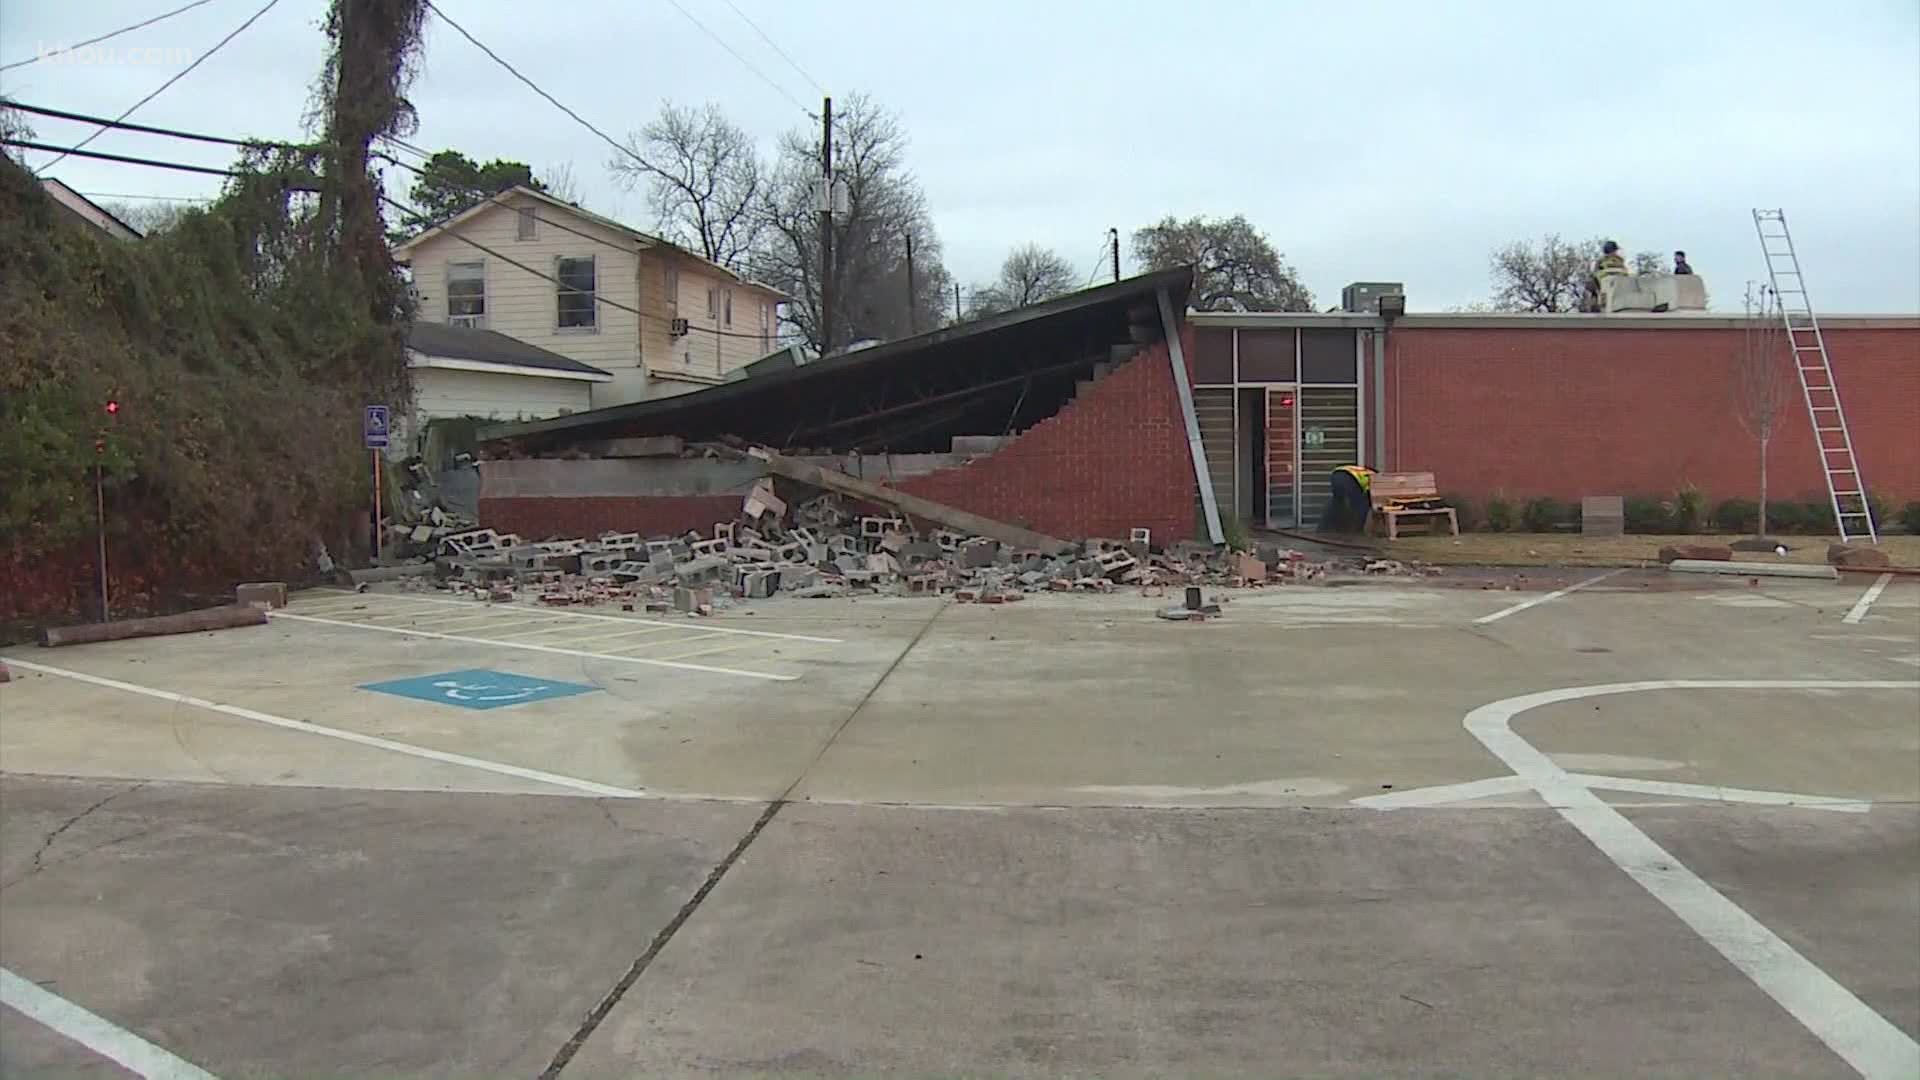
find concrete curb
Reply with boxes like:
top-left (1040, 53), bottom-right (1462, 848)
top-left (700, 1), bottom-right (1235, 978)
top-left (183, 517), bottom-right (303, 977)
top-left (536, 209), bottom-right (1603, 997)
top-left (1667, 560), bottom-right (1839, 580)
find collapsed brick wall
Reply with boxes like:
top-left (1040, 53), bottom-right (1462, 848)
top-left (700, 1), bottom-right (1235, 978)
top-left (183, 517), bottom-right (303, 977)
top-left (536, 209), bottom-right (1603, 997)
top-left (897, 335), bottom-right (1199, 543)
top-left (1382, 325), bottom-right (1920, 505)
top-left (478, 494), bottom-right (741, 541)
top-left (477, 333), bottom-right (1204, 544)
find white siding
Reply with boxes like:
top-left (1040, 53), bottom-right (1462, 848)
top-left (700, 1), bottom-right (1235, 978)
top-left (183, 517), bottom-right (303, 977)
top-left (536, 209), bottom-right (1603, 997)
top-left (411, 368), bottom-right (592, 423)
top-left (404, 194), bottom-right (642, 378)
top-left (640, 250), bottom-right (782, 396)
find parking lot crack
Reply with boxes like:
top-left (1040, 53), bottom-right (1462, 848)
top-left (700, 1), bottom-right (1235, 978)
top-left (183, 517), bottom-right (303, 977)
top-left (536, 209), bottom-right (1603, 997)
top-left (4, 781), bottom-right (147, 890)
top-left (537, 798), bottom-right (785, 1080)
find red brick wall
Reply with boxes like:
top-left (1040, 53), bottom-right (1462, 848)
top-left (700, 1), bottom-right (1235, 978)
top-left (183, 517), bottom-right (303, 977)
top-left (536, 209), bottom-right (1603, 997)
top-left (476, 335), bottom-right (1202, 544)
top-left (479, 494), bottom-right (740, 540)
top-left (897, 335), bottom-right (1199, 543)
top-left (1383, 325), bottom-right (1920, 505)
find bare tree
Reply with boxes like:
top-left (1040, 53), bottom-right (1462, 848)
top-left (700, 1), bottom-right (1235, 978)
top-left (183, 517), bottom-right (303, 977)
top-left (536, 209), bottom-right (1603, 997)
top-left (610, 101), bottom-right (762, 270)
top-left (540, 160), bottom-right (581, 204)
top-left (1132, 214), bottom-right (1312, 311)
top-left (750, 93), bottom-right (949, 352)
top-left (1632, 250), bottom-right (1663, 275)
top-left (970, 243), bottom-right (1078, 315)
top-left (1488, 234), bottom-right (1591, 312)
top-left (98, 199), bottom-right (193, 235)
top-left (1735, 282), bottom-right (1792, 537)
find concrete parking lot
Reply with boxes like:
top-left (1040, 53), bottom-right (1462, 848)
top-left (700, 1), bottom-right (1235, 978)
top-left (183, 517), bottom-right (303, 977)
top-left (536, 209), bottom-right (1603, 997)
top-left (2, 571), bottom-right (1916, 1077)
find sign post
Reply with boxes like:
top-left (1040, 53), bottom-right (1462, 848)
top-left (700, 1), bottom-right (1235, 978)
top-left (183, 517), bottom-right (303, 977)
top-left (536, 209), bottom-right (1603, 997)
top-left (364, 405), bottom-right (390, 561)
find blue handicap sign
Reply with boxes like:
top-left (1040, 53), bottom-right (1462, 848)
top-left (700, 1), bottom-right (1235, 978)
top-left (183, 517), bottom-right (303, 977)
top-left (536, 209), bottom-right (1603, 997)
top-left (363, 404), bottom-right (390, 449)
top-left (359, 668), bottom-right (598, 710)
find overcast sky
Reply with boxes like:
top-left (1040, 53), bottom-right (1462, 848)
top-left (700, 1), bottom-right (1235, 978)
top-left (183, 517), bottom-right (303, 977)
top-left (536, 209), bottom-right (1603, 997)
top-left (4, 0), bottom-right (1917, 312)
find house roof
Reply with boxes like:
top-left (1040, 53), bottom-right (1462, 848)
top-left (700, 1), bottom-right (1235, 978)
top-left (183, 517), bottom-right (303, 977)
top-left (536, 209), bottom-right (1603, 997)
top-left (479, 265), bottom-right (1195, 454)
top-left (40, 178), bottom-right (142, 240)
top-left (390, 184), bottom-right (787, 298)
top-left (406, 321), bottom-right (613, 379)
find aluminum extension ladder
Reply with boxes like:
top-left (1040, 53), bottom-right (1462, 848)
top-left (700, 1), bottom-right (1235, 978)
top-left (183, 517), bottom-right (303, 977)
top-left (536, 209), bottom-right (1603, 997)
top-left (1751, 209), bottom-right (1877, 543)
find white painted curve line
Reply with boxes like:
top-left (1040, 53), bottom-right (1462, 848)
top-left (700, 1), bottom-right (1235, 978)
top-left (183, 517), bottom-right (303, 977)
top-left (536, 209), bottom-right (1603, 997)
top-left (299, 589), bottom-right (844, 643)
top-left (1465, 679), bottom-right (1920, 1080)
top-left (1472, 568), bottom-right (1624, 625)
top-left (2, 966), bottom-right (221, 1080)
top-left (1843, 573), bottom-right (1894, 625)
top-left (268, 611), bottom-right (797, 682)
top-left (1, 657), bottom-right (649, 800)
top-left (1567, 774), bottom-right (1871, 813)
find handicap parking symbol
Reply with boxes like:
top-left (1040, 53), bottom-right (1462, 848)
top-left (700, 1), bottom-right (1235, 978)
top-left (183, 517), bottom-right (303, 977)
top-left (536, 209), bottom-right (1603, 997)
top-left (358, 668), bottom-right (599, 711)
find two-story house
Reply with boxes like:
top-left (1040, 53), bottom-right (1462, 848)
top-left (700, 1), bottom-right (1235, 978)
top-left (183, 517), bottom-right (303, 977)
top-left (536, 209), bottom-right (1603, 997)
top-left (392, 185), bottom-right (786, 407)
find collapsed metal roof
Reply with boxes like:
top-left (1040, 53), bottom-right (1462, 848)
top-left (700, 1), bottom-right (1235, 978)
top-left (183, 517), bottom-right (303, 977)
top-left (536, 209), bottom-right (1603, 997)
top-left (481, 266), bottom-right (1194, 455)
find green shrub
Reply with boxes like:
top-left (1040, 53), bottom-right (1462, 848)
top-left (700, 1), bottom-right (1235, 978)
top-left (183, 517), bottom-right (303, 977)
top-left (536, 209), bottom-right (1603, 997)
top-left (1521, 496), bottom-right (1568, 533)
top-left (1766, 501), bottom-right (1806, 534)
top-left (1713, 498), bottom-right (1759, 534)
top-left (1799, 499), bottom-right (1836, 535)
top-left (1484, 495), bottom-right (1516, 533)
top-left (1900, 501), bottom-right (1920, 535)
top-left (1222, 515), bottom-right (1253, 551)
top-left (1624, 496), bottom-right (1669, 533)
top-left (1865, 491), bottom-right (1890, 530)
top-left (1439, 493), bottom-right (1475, 531)
top-left (1671, 484), bottom-right (1706, 534)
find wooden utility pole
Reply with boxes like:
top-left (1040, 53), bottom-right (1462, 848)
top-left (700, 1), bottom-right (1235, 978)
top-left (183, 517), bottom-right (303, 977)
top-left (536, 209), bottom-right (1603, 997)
top-left (818, 96), bottom-right (834, 355)
top-left (954, 281), bottom-right (962, 323)
top-left (1110, 227), bottom-right (1121, 283)
top-left (905, 231), bottom-right (916, 334)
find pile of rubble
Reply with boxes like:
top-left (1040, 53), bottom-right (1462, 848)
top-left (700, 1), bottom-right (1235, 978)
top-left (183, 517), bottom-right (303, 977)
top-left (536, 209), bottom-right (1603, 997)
top-left (380, 457), bottom-right (481, 560)
top-left (417, 483), bottom-right (1431, 614)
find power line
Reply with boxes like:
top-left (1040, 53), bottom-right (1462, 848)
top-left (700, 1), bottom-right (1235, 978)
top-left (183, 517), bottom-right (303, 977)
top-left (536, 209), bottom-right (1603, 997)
top-left (3, 138), bottom-right (293, 179)
top-left (80, 191), bottom-right (213, 202)
top-left (719, 0), bottom-right (825, 95)
top-left (7, 100), bottom-right (313, 151)
top-left (661, 0), bottom-right (814, 118)
top-left (422, 1), bottom-right (662, 177)
top-left (33, 0), bottom-right (285, 176)
top-left (0, 0), bottom-right (218, 72)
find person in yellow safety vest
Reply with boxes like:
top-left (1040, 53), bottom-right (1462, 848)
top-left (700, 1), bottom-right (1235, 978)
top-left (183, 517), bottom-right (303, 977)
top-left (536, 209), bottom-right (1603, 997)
top-left (1588, 239), bottom-right (1630, 311)
top-left (1321, 464), bottom-right (1375, 533)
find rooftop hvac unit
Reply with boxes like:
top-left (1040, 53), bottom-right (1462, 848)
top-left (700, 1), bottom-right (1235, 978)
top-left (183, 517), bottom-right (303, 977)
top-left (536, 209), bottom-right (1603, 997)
top-left (1341, 282), bottom-right (1404, 314)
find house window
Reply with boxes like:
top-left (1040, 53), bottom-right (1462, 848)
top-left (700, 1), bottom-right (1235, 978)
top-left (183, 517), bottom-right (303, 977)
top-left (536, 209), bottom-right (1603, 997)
top-left (706, 286), bottom-right (718, 319)
top-left (556, 256), bottom-right (596, 330)
top-left (759, 302), bottom-right (771, 353)
top-left (447, 260), bottom-right (485, 326)
top-left (664, 265), bottom-right (679, 310)
top-left (723, 288), bottom-right (733, 327)
top-left (516, 206), bottom-right (537, 240)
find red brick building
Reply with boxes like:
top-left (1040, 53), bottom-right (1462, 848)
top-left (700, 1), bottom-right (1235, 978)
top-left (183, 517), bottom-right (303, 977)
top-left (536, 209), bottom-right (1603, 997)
top-left (479, 271), bottom-right (1917, 544)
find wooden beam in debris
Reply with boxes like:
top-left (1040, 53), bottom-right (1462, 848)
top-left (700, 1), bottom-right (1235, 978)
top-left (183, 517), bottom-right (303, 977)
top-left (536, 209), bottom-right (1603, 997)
top-left (39, 604), bottom-right (267, 647)
top-left (745, 446), bottom-right (1076, 554)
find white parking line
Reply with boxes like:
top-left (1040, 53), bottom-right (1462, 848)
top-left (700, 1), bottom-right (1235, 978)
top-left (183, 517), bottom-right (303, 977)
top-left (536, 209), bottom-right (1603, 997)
top-left (298, 589), bottom-right (843, 643)
top-left (2, 657), bottom-right (651, 799)
top-left (1466, 680), bottom-right (1920, 1080)
top-left (267, 611), bottom-right (796, 681)
top-left (1843, 573), bottom-right (1894, 625)
top-left (1472, 569), bottom-right (1624, 625)
top-left (1565, 774), bottom-right (1871, 812)
top-left (1349, 775), bottom-right (1534, 808)
top-left (2, 966), bottom-right (221, 1080)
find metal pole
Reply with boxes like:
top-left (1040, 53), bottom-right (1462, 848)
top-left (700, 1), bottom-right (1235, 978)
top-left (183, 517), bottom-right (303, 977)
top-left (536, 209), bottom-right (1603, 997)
top-left (905, 232), bottom-right (916, 334)
top-left (95, 461), bottom-right (109, 621)
top-left (1110, 227), bottom-right (1120, 283)
top-left (819, 96), bottom-right (834, 354)
top-left (371, 450), bottom-right (381, 561)
top-left (954, 281), bottom-right (962, 323)
top-left (1158, 287), bottom-right (1224, 545)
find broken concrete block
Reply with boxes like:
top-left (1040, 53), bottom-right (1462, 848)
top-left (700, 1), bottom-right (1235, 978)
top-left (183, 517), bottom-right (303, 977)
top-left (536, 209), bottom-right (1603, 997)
top-left (742, 570), bottom-right (780, 598)
top-left (235, 582), bottom-right (288, 609)
top-left (901, 540), bottom-right (943, 563)
top-left (1828, 543), bottom-right (1891, 569)
top-left (1018, 570), bottom-right (1047, 587)
top-left (1232, 552), bottom-right (1267, 582)
top-left (960, 540), bottom-right (1000, 568)
top-left (674, 585), bottom-right (713, 612)
top-left (879, 530), bottom-right (909, 553)
top-left (690, 538), bottom-right (728, 559)
top-left (867, 552), bottom-right (902, 576)
top-left (781, 568), bottom-right (821, 592)
top-left (675, 556), bottom-right (728, 582)
top-left (835, 554), bottom-right (866, 576)
top-left (743, 477), bottom-right (787, 520)
top-left (792, 583), bottom-right (849, 598)
top-left (933, 530), bottom-right (966, 552)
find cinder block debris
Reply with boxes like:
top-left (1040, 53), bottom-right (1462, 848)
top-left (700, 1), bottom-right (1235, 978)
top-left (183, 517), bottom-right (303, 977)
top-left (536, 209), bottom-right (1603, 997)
top-left (235, 581), bottom-right (288, 609)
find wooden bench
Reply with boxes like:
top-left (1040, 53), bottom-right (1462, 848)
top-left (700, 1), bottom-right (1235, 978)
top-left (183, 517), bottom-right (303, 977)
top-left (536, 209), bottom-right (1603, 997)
top-left (1367, 471), bottom-right (1459, 539)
